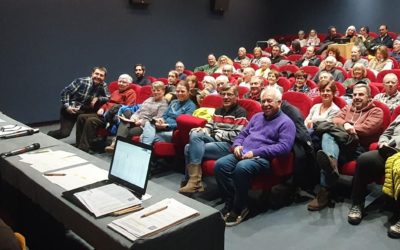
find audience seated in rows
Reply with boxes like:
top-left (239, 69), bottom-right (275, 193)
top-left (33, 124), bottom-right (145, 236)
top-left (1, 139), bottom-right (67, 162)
top-left (105, 81), bottom-right (168, 153)
top-left (308, 84), bottom-right (384, 211)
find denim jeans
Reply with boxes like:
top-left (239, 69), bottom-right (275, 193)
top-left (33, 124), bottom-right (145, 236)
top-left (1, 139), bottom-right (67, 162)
top-left (140, 121), bottom-right (173, 145)
top-left (214, 154), bottom-right (271, 213)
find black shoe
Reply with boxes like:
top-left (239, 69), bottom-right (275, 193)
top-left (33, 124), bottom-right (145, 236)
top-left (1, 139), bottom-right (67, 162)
top-left (225, 208), bottom-right (249, 227)
top-left (348, 204), bottom-right (364, 225)
top-left (220, 205), bottom-right (231, 219)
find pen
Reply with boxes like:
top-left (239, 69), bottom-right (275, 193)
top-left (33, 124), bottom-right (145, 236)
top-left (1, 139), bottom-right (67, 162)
top-left (44, 173), bottom-right (66, 176)
top-left (140, 205), bottom-right (168, 218)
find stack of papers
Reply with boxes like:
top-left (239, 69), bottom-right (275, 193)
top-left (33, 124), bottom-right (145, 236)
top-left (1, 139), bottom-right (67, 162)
top-left (108, 198), bottom-right (199, 241)
top-left (74, 183), bottom-right (142, 217)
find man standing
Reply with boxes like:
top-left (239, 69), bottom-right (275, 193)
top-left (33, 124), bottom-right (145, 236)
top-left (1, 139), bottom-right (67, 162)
top-left (48, 66), bottom-right (110, 139)
top-left (194, 54), bottom-right (218, 74)
top-left (133, 64), bottom-right (151, 86)
top-left (179, 84), bottom-right (248, 193)
top-left (343, 46), bottom-right (369, 70)
top-left (215, 87), bottom-right (296, 226)
top-left (308, 84), bottom-right (384, 211)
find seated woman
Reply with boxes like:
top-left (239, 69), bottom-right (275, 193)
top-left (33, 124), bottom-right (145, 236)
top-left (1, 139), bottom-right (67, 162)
top-left (104, 81), bottom-right (168, 152)
top-left (141, 81), bottom-right (196, 145)
top-left (186, 75), bottom-right (200, 106)
top-left (304, 79), bottom-right (340, 130)
top-left (319, 47), bottom-right (344, 69)
top-left (255, 57), bottom-right (272, 78)
top-left (342, 63), bottom-right (371, 103)
top-left (289, 70), bottom-right (310, 94)
top-left (215, 55), bottom-right (235, 74)
top-left (250, 47), bottom-right (264, 66)
top-left (306, 29), bottom-right (321, 47)
top-left (196, 76), bottom-right (217, 106)
top-left (164, 70), bottom-right (180, 103)
top-left (368, 45), bottom-right (393, 76)
top-left (344, 25), bottom-right (357, 43)
top-left (347, 116), bottom-right (400, 239)
top-left (266, 70), bottom-right (283, 93)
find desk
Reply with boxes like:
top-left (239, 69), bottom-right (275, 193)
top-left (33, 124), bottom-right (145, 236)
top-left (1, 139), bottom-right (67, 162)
top-left (328, 43), bottom-right (354, 59)
top-left (0, 113), bottom-right (224, 250)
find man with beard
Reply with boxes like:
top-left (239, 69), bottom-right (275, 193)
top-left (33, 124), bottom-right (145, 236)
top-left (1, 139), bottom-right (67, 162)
top-left (133, 64), bottom-right (151, 86)
top-left (308, 84), bottom-right (383, 211)
top-left (215, 87), bottom-right (296, 226)
top-left (48, 66), bottom-right (110, 139)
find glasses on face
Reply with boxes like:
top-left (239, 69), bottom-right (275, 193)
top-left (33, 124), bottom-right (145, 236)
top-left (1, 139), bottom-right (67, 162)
top-left (221, 92), bottom-right (235, 97)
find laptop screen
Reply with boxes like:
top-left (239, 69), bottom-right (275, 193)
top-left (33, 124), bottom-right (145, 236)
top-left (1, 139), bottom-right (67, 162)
top-left (108, 136), bottom-right (153, 197)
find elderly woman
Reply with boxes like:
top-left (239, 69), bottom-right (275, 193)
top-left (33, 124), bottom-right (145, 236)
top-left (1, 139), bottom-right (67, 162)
top-left (343, 63), bottom-right (371, 88)
top-left (255, 57), bottom-right (272, 78)
top-left (289, 70), bottom-right (310, 94)
top-left (267, 70), bottom-right (283, 93)
top-left (347, 116), bottom-right (400, 239)
top-left (307, 29), bottom-right (321, 47)
top-left (251, 47), bottom-right (264, 66)
top-left (141, 81), bottom-right (196, 145)
top-left (196, 76), bottom-right (217, 106)
top-left (304, 79), bottom-right (340, 129)
top-left (215, 55), bottom-right (235, 74)
top-left (368, 45), bottom-right (393, 76)
top-left (344, 25), bottom-right (357, 43)
top-left (104, 81), bottom-right (168, 152)
top-left (319, 47), bottom-right (344, 69)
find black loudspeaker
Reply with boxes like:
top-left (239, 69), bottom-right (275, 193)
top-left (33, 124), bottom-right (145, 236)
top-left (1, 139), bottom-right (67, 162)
top-left (210, 0), bottom-right (229, 12)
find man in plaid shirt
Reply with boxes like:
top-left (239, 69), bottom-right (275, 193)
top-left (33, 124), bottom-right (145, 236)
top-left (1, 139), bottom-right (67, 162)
top-left (48, 66), bottom-right (110, 139)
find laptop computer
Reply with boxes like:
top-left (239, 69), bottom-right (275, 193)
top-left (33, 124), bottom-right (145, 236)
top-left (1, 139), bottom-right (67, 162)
top-left (256, 40), bottom-right (269, 49)
top-left (62, 136), bottom-right (153, 213)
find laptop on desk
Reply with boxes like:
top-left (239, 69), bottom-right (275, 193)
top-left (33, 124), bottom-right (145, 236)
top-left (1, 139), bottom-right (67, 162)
top-left (334, 37), bottom-right (351, 44)
top-left (62, 136), bottom-right (153, 214)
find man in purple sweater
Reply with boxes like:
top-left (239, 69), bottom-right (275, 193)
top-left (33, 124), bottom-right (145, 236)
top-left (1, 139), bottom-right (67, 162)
top-left (215, 87), bottom-right (296, 227)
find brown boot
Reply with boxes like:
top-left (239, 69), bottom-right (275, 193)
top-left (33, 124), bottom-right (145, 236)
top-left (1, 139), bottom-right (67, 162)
top-left (105, 137), bottom-right (116, 153)
top-left (179, 164), bottom-right (205, 193)
top-left (307, 187), bottom-right (330, 211)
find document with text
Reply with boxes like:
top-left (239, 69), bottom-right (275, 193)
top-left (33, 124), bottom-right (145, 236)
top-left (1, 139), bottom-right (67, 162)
top-left (108, 198), bottom-right (199, 241)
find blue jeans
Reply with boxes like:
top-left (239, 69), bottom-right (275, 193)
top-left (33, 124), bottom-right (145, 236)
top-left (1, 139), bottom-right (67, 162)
top-left (214, 154), bottom-right (271, 213)
top-left (320, 133), bottom-right (340, 188)
top-left (140, 121), bottom-right (173, 145)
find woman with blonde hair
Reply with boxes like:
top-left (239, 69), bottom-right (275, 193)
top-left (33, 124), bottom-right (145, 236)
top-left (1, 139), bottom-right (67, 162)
top-left (307, 29), bottom-right (321, 47)
top-left (368, 45), bottom-right (393, 76)
top-left (215, 55), bottom-right (234, 73)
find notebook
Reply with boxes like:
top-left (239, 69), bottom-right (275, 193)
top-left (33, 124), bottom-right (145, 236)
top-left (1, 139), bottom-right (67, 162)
top-left (62, 136), bottom-right (153, 215)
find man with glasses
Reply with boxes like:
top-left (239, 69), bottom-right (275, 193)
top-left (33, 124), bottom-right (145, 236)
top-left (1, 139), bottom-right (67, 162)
top-left (374, 73), bottom-right (400, 112)
top-left (373, 24), bottom-right (393, 48)
top-left (179, 84), bottom-right (248, 193)
top-left (308, 84), bottom-right (383, 211)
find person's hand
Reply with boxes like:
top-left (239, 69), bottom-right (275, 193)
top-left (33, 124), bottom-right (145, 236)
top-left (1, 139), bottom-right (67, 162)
top-left (233, 146), bottom-right (243, 159)
top-left (242, 151), bottom-right (254, 159)
top-left (344, 123), bottom-right (356, 135)
top-left (190, 127), bottom-right (208, 134)
top-left (155, 123), bottom-right (168, 130)
top-left (66, 106), bottom-right (78, 114)
top-left (97, 108), bottom-right (104, 116)
top-left (90, 97), bottom-right (98, 108)
top-left (305, 120), bottom-right (313, 129)
top-left (379, 142), bottom-right (388, 148)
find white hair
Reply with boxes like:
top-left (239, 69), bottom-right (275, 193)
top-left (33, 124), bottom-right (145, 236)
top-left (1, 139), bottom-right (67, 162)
top-left (118, 74), bottom-right (133, 83)
top-left (261, 86), bottom-right (282, 101)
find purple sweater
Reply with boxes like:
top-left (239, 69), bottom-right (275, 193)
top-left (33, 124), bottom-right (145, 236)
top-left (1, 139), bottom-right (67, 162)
top-left (232, 111), bottom-right (296, 159)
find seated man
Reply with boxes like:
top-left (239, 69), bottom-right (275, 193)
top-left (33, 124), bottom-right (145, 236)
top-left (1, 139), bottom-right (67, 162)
top-left (373, 24), bottom-right (394, 48)
top-left (234, 47), bottom-right (250, 63)
top-left (343, 46), bottom-right (369, 70)
top-left (76, 74), bottom-right (137, 152)
top-left (194, 54), bottom-right (218, 74)
top-left (221, 64), bottom-right (239, 85)
top-left (175, 61), bottom-right (187, 80)
top-left (180, 84), bottom-right (248, 193)
top-left (373, 73), bottom-right (400, 113)
top-left (313, 56), bottom-right (345, 84)
top-left (47, 66), bottom-right (110, 139)
top-left (243, 76), bottom-right (263, 102)
top-left (295, 46), bottom-right (321, 67)
top-left (269, 45), bottom-right (285, 65)
top-left (308, 84), bottom-right (384, 211)
top-left (347, 115), bottom-right (400, 238)
top-left (238, 67), bottom-right (255, 89)
top-left (215, 87), bottom-right (296, 226)
top-left (133, 64), bottom-right (151, 86)
top-left (215, 75), bottom-right (230, 94)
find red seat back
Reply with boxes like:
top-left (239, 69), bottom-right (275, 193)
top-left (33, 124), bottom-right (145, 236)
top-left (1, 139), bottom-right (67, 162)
top-left (282, 92), bottom-right (313, 117)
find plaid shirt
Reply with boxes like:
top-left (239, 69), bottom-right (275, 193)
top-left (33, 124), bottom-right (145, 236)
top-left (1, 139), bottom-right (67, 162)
top-left (374, 91), bottom-right (400, 112)
top-left (60, 76), bottom-right (110, 109)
